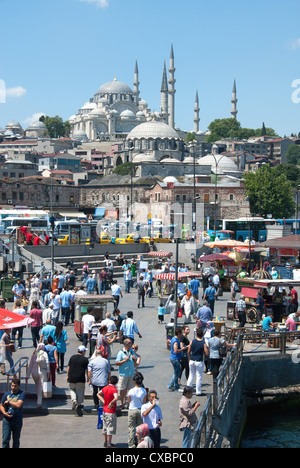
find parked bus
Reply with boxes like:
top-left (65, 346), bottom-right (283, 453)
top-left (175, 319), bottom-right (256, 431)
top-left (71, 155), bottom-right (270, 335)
top-left (207, 217), bottom-right (276, 242)
top-left (2, 217), bottom-right (49, 235)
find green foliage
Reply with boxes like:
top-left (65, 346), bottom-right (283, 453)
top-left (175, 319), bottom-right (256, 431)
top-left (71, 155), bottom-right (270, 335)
top-left (185, 132), bottom-right (196, 143)
top-left (206, 118), bottom-right (277, 142)
top-left (39, 115), bottom-right (71, 138)
top-left (244, 164), bottom-right (295, 218)
top-left (112, 162), bottom-right (135, 176)
top-left (273, 164), bottom-right (300, 188)
top-left (286, 144), bottom-right (300, 165)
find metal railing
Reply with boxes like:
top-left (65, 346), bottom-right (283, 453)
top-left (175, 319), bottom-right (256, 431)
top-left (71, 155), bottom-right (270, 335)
top-left (190, 329), bottom-right (300, 448)
top-left (5, 357), bottom-right (30, 392)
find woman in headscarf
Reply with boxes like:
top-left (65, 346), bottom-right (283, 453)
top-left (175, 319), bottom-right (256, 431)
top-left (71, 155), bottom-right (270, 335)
top-left (136, 423), bottom-right (154, 448)
top-left (180, 290), bottom-right (196, 324)
top-left (26, 343), bottom-right (50, 408)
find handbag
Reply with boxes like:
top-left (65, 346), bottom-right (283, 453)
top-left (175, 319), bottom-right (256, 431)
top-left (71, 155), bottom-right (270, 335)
top-left (177, 308), bottom-right (183, 318)
top-left (99, 336), bottom-right (108, 359)
top-left (43, 380), bottom-right (52, 398)
top-left (9, 342), bottom-right (16, 353)
top-left (219, 339), bottom-right (227, 358)
top-left (97, 406), bottom-right (103, 429)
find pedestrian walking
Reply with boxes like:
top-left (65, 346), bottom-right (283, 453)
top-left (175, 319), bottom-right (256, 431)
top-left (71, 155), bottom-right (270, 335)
top-left (186, 328), bottom-right (208, 396)
top-left (119, 311), bottom-right (142, 344)
top-left (0, 329), bottom-right (15, 375)
top-left (127, 372), bottom-right (147, 448)
top-left (88, 349), bottom-right (111, 408)
top-left (168, 327), bottom-right (187, 392)
top-left (141, 390), bottom-right (163, 449)
top-left (179, 386), bottom-right (200, 448)
top-left (26, 344), bottom-right (49, 408)
top-left (67, 345), bottom-right (89, 415)
top-left (50, 321), bottom-right (68, 374)
top-left (115, 338), bottom-right (137, 410)
top-left (136, 276), bottom-right (147, 308)
top-left (29, 300), bottom-right (43, 348)
top-left (81, 306), bottom-right (95, 349)
top-left (98, 375), bottom-right (119, 448)
top-left (0, 378), bottom-right (25, 448)
top-left (45, 336), bottom-right (58, 387)
top-left (111, 280), bottom-right (122, 311)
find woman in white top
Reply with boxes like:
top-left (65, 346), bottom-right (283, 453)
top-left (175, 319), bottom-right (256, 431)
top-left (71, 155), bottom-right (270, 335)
top-left (127, 372), bottom-right (147, 448)
top-left (12, 299), bottom-right (27, 349)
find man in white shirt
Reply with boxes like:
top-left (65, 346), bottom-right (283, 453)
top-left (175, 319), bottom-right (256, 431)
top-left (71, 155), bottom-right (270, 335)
top-left (111, 280), bottom-right (122, 311)
top-left (101, 312), bottom-right (117, 335)
top-left (141, 390), bottom-right (163, 448)
top-left (82, 307), bottom-right (95, 349)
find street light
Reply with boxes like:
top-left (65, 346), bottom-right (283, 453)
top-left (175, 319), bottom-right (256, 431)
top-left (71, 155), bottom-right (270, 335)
top-left (210, 149), bottom-right (227, 239)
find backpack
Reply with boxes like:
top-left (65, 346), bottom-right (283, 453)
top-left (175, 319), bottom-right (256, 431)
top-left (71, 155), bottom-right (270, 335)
top-left (99, 336), bottom-right (108, 359)
top-left (219, 339), bottom-right (227, 358)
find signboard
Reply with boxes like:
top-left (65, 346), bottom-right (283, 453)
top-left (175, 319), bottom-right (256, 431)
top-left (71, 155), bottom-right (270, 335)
top-left (80, 225), bottom-right (91, 244)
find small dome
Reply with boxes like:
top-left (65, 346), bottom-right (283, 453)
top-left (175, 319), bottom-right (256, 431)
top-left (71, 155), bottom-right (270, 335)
top-left (6, 121), bottom-right (22, 128)
top-left (73, 130), bottom-right (88, 142)
top-left (133, 152), bottom-right (157, 163)
top-left (90, 107), bottom-right (106, 116)
top-left (163, 176), bottom-right (179, 185)
top-left (81, 101), bottom-right (97, 110)
top-left (199, 153), bottom-right (239, 174)
top-left (27, 121), bottom-right (47, 130)
top-left (120, 109), bottom-right (136, 119)
top-left (127, 120), bottom-right (180, 140)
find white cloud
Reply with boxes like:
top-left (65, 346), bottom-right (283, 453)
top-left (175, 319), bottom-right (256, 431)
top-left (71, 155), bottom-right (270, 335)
top-left (79, 0), bottom-right (109, 8)
top-left (5, 86), bottom-right (27, 99)
top-left (23, 112), bottom-right (46, 126)
top-left (290, 38), bottom-right (300, 49)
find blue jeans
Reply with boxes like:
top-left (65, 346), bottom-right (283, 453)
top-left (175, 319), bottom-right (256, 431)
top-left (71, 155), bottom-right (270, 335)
top-left (100, 281), bottom-right (106, 294)
top-left (2, 417), bottom-right (23, 448)
top-left (182, 426), bottom-right (193, 448)
top-left (168, 358), bottom-right (181, 389)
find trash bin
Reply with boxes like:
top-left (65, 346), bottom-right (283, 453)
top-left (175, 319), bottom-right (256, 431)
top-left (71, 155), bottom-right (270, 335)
top-left (165, 323), bottom-right (175, 350)
top-left (227, 301), bottom-right (236, 321)
top-left (1, 277), bottom-right (18, 301)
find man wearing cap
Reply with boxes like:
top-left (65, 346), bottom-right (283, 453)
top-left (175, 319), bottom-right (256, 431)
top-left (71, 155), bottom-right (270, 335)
top-left (67, 345), bottom-right (89, 415)
top-left (236, 295), bottom-right (247, 328)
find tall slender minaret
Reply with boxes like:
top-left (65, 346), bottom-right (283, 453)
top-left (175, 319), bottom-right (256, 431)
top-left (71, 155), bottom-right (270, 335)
top-left (168, 43), bottom-right (176, 129)
top-left (194, 90), bottom-right (200, 133)
top-left (160, 61), bottom-right (169, 123)
top-left (231, 78), bottom-right (238, 119)
top-left (133, 59), bottom-right (140, 105)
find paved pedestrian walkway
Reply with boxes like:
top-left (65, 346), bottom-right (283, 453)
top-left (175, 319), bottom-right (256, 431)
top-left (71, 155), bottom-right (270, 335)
top-left (0, 286), bottom-right (230, 449)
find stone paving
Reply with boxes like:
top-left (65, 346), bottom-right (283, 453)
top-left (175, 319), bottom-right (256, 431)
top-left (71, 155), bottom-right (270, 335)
top-left (0, 286), bottom-right (237, 449)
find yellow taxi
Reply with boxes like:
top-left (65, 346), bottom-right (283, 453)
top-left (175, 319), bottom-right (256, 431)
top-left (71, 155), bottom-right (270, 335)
top-left (140, 234), bottom-right (172, 243)
top-left (57, 234), bottom-right (69, 245)
top-left (99, 233), bottom-right (111, 244)
top-left (115, 234), bottom-right (136, 244)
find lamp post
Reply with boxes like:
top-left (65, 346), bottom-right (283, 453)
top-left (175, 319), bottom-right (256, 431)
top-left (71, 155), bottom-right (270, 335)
top-left (211, 150), bottom-right (226, 239)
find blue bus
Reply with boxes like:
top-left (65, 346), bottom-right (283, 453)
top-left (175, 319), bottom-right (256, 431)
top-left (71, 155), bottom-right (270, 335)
top-left (275, 219), bottom-right (300, 235)
top-left (207, 217), bottom-right (275, 242)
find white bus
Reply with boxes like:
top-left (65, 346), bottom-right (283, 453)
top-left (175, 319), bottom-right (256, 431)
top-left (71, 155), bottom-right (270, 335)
top-left (2, 217), bottom-right (50, 236)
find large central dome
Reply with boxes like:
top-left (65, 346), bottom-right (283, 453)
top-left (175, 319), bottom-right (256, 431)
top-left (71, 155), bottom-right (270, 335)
top-left (127, 120), bottom-right (180, 140)
top-left (96, 79), bottom-right (133, 95)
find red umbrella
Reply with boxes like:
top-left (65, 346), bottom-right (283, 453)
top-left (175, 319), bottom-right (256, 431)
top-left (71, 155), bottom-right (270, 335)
top-left (200, 253), bottom-right (234, 263)
top-left (0, 308), bottom-right (34, 330)
top-left (147, 251), bottom-right (173, 258)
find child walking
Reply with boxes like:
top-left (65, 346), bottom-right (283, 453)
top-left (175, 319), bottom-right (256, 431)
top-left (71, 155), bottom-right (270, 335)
top-left (158, 302), bottom-right (166, 324)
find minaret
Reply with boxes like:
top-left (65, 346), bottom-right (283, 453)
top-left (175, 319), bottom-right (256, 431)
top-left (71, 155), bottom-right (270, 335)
top-left (133, 59), bottom-right (140, 105)
top-left (168, 43), bottom-right (176, 129)
top-left (160, 61), bottom-right (169, 123)
top-left (231, 78), bottom-right (238, 119)
top-left (194, 90), bottom-right (200, 133)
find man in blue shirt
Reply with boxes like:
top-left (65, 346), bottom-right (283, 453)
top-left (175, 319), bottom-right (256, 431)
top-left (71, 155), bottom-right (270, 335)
top-left (204, 281), bottom-right (217, 315)
top-left (196, 301), bottom-right (213, 327)
top-left (189, 278), bottom-right (200, 299)
top-left (115, 339), bottom-right (137, 409)
top-left (262, 312), bottom-right (276, 331)
top-left (59, 286), bottom-right (72, 325)
top-left (0, 378), bottom-right (25, 448)
top-left (120, 311), bottom-right (142, 344)
top-left (86, 275), bottom-right (97, 294)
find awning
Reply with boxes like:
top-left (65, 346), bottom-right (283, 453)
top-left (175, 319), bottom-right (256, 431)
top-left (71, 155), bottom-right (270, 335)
top-left (241, 287), bottom-right (260, 299)
top-left (155, 272), bottom-right (201, 280)
top-left (147, 251), bottom-right (173, 258)
top-left (0, 309), bottom-right (34, 330)
top-left (254, 279), bottom-right (300, 288)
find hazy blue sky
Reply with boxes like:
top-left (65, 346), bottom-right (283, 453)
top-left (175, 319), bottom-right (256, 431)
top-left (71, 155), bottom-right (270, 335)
top-left (1, 0), bottom-right (300, 136)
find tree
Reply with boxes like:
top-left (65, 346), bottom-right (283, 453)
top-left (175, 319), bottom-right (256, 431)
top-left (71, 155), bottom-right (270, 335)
top-left (112, 162), bottom-right (135, 176)
top-left (273, 164), bottom-right (300, 188)
top-left (39, 115), bottom-right (71, 138)
top-left (207, 118), bottom-right (241, 142)
top-left (244, 165), bottom-right (295, 218)
top-left (185, 132), bottom-right (196, 143)
top-left (286, 144), bottom-right (300, 165)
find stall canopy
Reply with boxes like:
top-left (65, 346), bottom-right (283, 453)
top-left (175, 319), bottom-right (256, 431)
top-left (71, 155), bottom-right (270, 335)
top-left (200, 253), bottom-right (234, 263)
top-left (259, 235), bottom-right (300, 250)
top-left (147, 251), bottom-right (173, 258)
top-left (253, 279), bottom-right (300, 288)
top-left (155, 272), bottom-right (201, 280)
top-left (0, 309), bottom-right (34, 330)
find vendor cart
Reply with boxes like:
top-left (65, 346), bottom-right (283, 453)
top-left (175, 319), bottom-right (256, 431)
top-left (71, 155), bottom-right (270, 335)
top-left (74, 294), bottom-right (116, 340)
